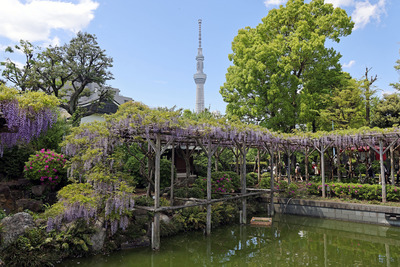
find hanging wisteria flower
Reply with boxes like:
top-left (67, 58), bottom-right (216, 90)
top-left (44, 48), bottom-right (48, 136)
top-left (24, 149), bottom-right (67, 186)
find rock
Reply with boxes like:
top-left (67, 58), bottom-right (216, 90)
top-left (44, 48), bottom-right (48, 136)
top-left (6, 179), bottom-right (30, 190)
top-left (120, 236), bottom-right (150, 249)
top-left (16, 199), bottom-right (43, 212)
top-left (90, 218), bottom-right (106, 252)
top-left (160, 214), bottom-right (170, 224)
top-left (1, 212), bottom-right (35, 246)
top-left (31, 185), bottom-right (47, 196)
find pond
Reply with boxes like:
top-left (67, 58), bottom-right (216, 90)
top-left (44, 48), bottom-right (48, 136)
top-left (59, 214), bottom-right (400, 266)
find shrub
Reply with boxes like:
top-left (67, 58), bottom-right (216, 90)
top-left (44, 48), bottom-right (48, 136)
top-left (305, 182), bottom-right (400, 202)
top-left (0, 145), bottom-right (33, 180)
top-left (211, 171), bottom-right (240, 190)
top-left (133, 196), bottom-right (170, 207)
top-left (24, 149), bottom-right (67, 187)
top-left (284, 183), bottom-right (299, 198)
top-left (259, 175), bottom-right (271, 189)
top-left (276, 180), bottom-right (288, 192)
top-left (194, 173), bottom-right (236, 196)
top-left (246, 172), bottom-right (258, 187)
top-left (173, 187), bottom-right (204, 199)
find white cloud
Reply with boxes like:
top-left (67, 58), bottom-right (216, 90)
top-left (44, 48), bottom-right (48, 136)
top-left (342, 60), bottom-right (356, 68)
top-left (0, 0), bottom-right (99, 42)
top-left (264, 0), bottom-right (286, 7)
top-left (264, 0), bottom-right (387, 30)
top-left (352, 0), bottom-right (386, 30)
top-left (325, 0), bottom-right (355, 7)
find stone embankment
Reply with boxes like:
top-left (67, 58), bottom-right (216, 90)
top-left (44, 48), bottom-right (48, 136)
top-left (272, 198), bottom-right (400, 227)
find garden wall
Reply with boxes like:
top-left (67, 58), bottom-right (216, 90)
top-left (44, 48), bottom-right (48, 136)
top-left (271, 198), bottom-right (400, 227)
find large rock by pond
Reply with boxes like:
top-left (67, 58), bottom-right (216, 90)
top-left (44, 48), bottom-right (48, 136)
top-left (90, 218), bottom-right (106, 252)
top-left (1, 212), bottom-right (35, 246)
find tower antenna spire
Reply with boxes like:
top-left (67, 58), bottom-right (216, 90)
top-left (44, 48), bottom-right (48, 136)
top-left (198, 19), bottom-right (202, 48)
top-left (194, 19), bottom-right (206, 113)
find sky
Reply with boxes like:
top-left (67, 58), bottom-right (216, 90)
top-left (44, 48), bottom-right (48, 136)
top-left (0, 0), bottom-right (399, 113)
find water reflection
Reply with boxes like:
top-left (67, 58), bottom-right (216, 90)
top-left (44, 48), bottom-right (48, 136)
top-left (59, 214), bottom-right (400, 266)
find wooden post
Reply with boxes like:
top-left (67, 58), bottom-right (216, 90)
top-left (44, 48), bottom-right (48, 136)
top-left (147, 135), bottom-right (173, 250)
top-left (390, 146), bottom-right (395, 185)
top-left (305, 147), bottom-right (309, 182)
top-left (379, 140), bottom-right (387, 203)
top-left (265, 145), bottom-right (275, 217)
top-left (321, 147), bottom-right (326, 198)
top-left (240, 143), bottom-right (248, 224)
top-left (287, 150), bottom-right (291, 184)
top-left (152, 134), bottom-right (161, 250)
top-left (257, 149), bottom-right (261, 184)
top-left (337, 148), bottom-right (341, 182)
top-left (206, 141), bottom-right (212, 235)
top-left (170, 142), bottom-right (175, 205)
top-left (196, 138), bottom-right (218, 236)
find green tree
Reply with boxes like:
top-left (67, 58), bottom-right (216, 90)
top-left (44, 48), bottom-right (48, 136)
top-left (319, 74), bottom-right (365, 130)
top-left (391, 49), bottom-right (400, 91)
top-left (1, 40), bottom-right (39, 91)
top-left (220, 0), bottom-right (354, 132)
top-left (361, 67), bottom-right (378, 127)
top-left (371, 93), bottom-right (400, 128)
top-left (1, 32), bottom-right (114, 125)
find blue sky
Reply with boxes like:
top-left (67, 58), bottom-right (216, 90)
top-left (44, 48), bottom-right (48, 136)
top-left (0, 0), bottom-right (399, 113)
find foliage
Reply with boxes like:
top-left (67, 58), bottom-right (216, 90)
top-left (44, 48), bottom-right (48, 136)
top-left (220, 0), bottom-right (354, 132)
top-left (171, 202), bottom-right (238, 232)
top-left (211, 171), bottom-right (240, 190)
top-left (30, 118), bottom-right (71, 153)
top-left (45, 166), bottom-right (135, 236)
top-left (246, 172), bottom-right (257, 187)
top-left (259, 173), bottom-right (271, 189)
top-left (24, 149), bottom-right (67, 187)
top-left (2, 228), bottom-right (56, 267)
top-left (285, 183), bottom-right (299, 198)
top-left (133, 196), bottom-right (170, 207)
top-left (2, 219), bottom-right (96, 267)
top-left (0, 209), bottom-right (6, 220)
top-left (0, 145), bottom-right (33, 180)
top-left (355, 163), bottom-right (367, 175)
top-left (1, 33), bottom-right (114, 125)
top-left (0, 85), bottom-right (59, 156)
top-left (319, 74), bottom-right (366, 130)
top-left (194, 171), bottom-right (239, 196)
top-left (390, 49), bottom-right (400, 92)
top-left (174, 187), bottom-right (205, 199)
top-left (371, 93), bottom-right (400, 128)
top-left (304, 182), bottom-right (400, 201)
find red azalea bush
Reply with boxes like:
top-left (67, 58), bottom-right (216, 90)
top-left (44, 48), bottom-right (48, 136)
top-left (24, 149), bottom-right (67, 186)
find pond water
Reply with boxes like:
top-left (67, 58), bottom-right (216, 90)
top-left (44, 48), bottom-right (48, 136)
top-left (59, 214), bottom-right (400, 266)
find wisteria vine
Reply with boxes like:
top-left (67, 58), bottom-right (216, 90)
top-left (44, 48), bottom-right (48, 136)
top-left (0, 99), bottom-right (57, 156)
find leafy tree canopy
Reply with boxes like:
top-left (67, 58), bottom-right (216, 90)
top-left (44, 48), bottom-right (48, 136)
top-left (371, 93), bottom-right (400, 128)
top-left (1, 32), bottom-right (114, 125)
top-left (220, 0), bottom-right (354, 132)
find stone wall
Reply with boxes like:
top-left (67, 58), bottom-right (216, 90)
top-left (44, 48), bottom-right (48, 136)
top-left (273, 198), bottom-right (400, 227)
top-left (0, 179), bottom-right (53, 213)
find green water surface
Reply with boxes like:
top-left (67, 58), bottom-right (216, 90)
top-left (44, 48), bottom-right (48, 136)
top-left (59, 214), bottom-right (400, 266)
